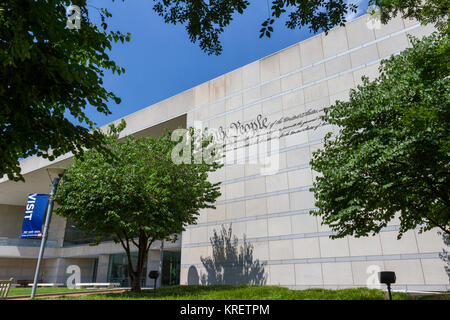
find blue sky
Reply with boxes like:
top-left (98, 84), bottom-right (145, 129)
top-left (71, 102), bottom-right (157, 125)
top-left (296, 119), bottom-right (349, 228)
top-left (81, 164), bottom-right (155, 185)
top-left (82, 0), bottom-right (369, 128)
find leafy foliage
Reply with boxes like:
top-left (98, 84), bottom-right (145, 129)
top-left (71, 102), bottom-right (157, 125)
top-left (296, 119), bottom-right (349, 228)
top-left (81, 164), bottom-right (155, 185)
top-left (374, 0), bottom-right (449, 30)
top-left (152, 0), bottom-right (450, 55)
top-left (310, 32), bottom-right (450, 239)
top-left (153, 0), bottom-right (358, 55)
top-left (54, 121), bottom-right (222, 292)
top-left (0, 0), bottom-right (130, 181)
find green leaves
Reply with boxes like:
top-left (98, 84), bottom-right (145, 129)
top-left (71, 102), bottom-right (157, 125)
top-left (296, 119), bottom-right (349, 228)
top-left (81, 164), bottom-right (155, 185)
top-left (310, 31), bottom-right (450, 239)
top-left (259, 18), bottom-right (274, 38)
top-left (55, 123), bottom-right (222, 245)
top-left (54, 123), bottom-right (222, 291)
top-left (0, 0), bottom-right (130, 181)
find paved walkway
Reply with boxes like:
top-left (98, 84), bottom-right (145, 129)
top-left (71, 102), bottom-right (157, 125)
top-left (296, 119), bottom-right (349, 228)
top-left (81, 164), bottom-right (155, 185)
top-left (7, 288), bottom-right (128, 300)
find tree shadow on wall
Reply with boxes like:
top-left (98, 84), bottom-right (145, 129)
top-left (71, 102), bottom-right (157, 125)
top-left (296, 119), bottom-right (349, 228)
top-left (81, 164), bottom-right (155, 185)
top-left (199, 224), bottom-right (267, 285)
top-left (438, 232), bottom-right (449, 282)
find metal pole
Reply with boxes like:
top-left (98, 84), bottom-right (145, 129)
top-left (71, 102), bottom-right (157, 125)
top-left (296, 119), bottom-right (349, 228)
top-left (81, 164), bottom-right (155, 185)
top-left (30, 177), bottom-right (60, 299)
top-left (157, 240), bottom-right (164, 288)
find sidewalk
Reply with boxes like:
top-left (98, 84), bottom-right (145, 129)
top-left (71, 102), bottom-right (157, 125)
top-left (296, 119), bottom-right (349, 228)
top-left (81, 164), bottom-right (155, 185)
top-left (6, 288), bottom-right (127, 300)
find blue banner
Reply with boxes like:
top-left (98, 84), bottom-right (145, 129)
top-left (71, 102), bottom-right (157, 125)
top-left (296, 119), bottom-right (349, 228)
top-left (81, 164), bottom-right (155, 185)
top-left (21, 193), bottom-right (49, 238)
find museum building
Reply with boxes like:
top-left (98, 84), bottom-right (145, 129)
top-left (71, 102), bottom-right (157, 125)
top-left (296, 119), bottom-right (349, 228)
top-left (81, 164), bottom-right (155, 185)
top-left (0, 14), bottom-right (448, 291)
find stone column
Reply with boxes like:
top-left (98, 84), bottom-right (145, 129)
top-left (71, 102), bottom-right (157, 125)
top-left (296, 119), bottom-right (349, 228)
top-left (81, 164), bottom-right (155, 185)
top-left (146, 250), bottom-right (161, 287)
top-left (96, 254), bottom-right (109, 282)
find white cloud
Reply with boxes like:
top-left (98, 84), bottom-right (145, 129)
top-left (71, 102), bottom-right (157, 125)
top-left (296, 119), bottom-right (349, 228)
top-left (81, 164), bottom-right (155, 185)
top-left (345, 0), bottom-right (365, 22)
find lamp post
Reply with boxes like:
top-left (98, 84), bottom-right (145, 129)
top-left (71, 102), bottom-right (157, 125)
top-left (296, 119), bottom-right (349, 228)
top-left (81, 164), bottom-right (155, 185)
top-left (158, 240), bottom-right (164, 288)
top-left (378, 271), bottom-right (396, 300)
top-left (30, 168), bottom-right (65, 299)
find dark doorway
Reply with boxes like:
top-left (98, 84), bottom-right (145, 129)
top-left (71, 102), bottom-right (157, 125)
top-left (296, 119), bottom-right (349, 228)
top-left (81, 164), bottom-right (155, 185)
top-left (161, 250), bottom-right (181, 286)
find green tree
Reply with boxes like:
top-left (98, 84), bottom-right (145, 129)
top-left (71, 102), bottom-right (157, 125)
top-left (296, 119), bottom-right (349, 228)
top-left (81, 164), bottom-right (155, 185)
top-left (152, 0), bottom-right (449, 55)
top-left (310, 31), bottom-right (449, 239)
top-left (375, 0), bottom-right (449, 29)
top-left (0, 0), bottom-right (130, 181)
top-left (54, 122), bottom-right (222, 292)
top-left (2, 1), bottom-right (448, 182)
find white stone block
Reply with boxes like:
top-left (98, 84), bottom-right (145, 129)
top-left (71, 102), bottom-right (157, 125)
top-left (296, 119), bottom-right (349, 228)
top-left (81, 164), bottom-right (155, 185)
top-left (246, 219), bottom-right (268, 239)
top-left (281, 72), bottom-right (303, 92)
top-left (300, 36), bottom-right (324, 66)
top-left (325, 54), bottom-right (351, 76)
top-left (269, 239), bottom-right (294, 260)
top-left (319, 236), bottom-right (350, 258)
top-left (190, 226), bottom-right (208, 244)
top-left (194, 82), bottom-right (210, 106)
top-left (261, 80), bottom-right (281, 99)
top-left (226, 164), bottom-right (245, 180)
top-left (286, 146), bottom-right (310, 168)
top-left (225, 94), bottom-right (243, 111)
top-left (303, 82), bottom-right (329, 104)
top-left (327, 73), bottom-right (355, 96)
top-left (262, 96), bottom-right (283, 116)
top-left (345, 17), bottom-right (376, 49)
top-left (251, 241), bottom-right (270, 261)
top-left (260, 53), bottom-right (280, 82)
top-left (377, 33), bottom-right (409, 58)
top-left (380, 230), bottom-right (419, 255)
top-left (292, 237), bottom-right (321, 259)
top-left (350, 44), bottom-right (379, 68)
top-left (279, 44), bottom-right (302, 74)
top-left (289, 191), bottom-right (316, 211)
top-left (374, 16), bottom-right (405, 39)
top-left (295, 263), bottom-right (323, 285)
top-left (243, 103), bottom-right (262, 120)
top-left (383, 259), bottom-right (425, 285)
top-left (244, 177), bottom-right (266, 197)
top-left (415, 229), bottom-right (448, 253)
top-left (226, 201), bottom-right (245, 220)
top-left (348, 234), bottom-right (383, 257)
top-left (267, 193), bottom-right (290, 214)
top-left (245, 197), bottom-right (267, 217)
top-left (288, 168), bottom-right (313, 189)
top-left (322, 26), bottom-right (349, 58)
top-left (269, 264), bottom-right (295, 285)
top-left (225, 69), bottom-right (243, 95)
top-left (268, 216), bottom-right (292, 237)
top-left (421, 259), bottom-right (449, 285)
top-left (322, 262), bottom-right (354, 285)
top-left (242, 61), bottom-right (260, 88)
top-left (282, 90), bottom-right (305, 110)
top-left (266, 172), bottom-right (289, 193)
top-left (243, 87), bottom-right (261, 105)
top-left (225, 181), bottom-right (245, 200)
top-left (291, 213), bottom-right (318, 234)
top-left (302, 63), bottom-right (326, 84)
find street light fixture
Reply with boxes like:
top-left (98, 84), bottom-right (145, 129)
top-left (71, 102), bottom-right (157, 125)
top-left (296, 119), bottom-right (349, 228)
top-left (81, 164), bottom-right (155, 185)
top-left (30, 167), bottom-right (66, 299)
top-left (378, 271), bottom-right (396, 300)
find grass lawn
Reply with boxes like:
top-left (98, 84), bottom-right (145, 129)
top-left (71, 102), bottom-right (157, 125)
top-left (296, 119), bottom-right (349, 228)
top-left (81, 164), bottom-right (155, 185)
top-left (47, 285), bottom-right (449, 300)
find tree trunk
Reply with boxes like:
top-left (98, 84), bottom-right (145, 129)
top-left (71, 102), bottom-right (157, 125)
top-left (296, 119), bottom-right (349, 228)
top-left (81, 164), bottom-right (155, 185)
top-left (130, 272), bottom-right (142, 293)
top-left (128, 232), bottom-right (148, 293)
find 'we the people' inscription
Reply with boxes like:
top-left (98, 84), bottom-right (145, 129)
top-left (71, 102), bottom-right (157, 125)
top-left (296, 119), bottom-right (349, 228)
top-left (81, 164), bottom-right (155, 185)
top-left (171, 107), bottom-right (329, 175)
top-left (207, 108), bottom-right (327, 174)
top-left (216, 108), bottom-right (324, 142)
